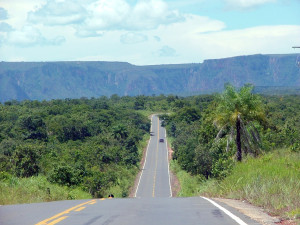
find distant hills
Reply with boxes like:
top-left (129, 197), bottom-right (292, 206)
top-left (1, 54), bottom-right (299, 102)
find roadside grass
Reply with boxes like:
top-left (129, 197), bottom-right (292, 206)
top-left (200, 149), bottom-right (300, 220)
top-left (0, 174), bottom-right (91, 205)
top-left (138, 134), bottom-right (151, 158)
top-left (168, 136), bottom-right (204, 197)
top-left (106, 133), bottom-right (150, 198)
top-left (138, 110), bottom-right (169, 118)
top-left (137, 110), bottom-right (155, 118)
top-left (171, 148), bottom-right (300, 221)
top-left (0, 134), bottom-right (151, 204)
top-left (170, 160), bottom-right (203, 197)
top-left (104, 166), bottom-right (139, 198)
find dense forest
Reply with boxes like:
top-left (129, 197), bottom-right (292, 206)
top-left (0, 86), bottom-right (299, 203)
top-left (0, 96), bottom-right (152, 199)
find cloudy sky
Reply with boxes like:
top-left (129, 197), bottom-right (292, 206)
top-left (0, 0), bottom-right (299, 65)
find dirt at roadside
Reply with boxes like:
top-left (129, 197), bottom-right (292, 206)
top-left (213, 198), bottom-right (299, 225)
top-left (167, 140), bottom-right (180, 197)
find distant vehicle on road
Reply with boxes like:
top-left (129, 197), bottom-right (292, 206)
top-left (159, 139), bottom-right (164, 143)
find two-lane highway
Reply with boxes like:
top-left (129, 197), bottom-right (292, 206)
top-left (135, 115), bottom-right (171, 198)
top-left (0, 115), bottom-right (262, 225)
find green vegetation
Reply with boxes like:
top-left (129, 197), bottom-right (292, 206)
top-left (0, 96), bottom-right (153, 203)
top-left (214, 84), bottom-right (265, 161)
top-left (0, 174), bottom-right (91, 205)
top-left (200, 149), bottom-right (300, 219)
top-left (161, 85), bottom-right (300, 221)
top-left (170, 160), bottom-right (202, 197)
top-left (0, 83), bottom-right (299, 223)
top-left (163, 85), bottom-right (300, 179)
top-left (0, 94), bottom-right (175, 204)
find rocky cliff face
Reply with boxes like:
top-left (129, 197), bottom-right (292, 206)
top-left (0, 54), bottom-right (299, 102)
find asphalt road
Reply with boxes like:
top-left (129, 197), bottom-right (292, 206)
top-left (0, 115), bottom-right (261, 225)
top-left (135, 115), bottom-right (171, 198)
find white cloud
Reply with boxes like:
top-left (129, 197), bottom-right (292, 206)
top-left (83, 0), bottom-right (131, 30)
top-left (127, 0), bottom-right (183, 29)
top-left (224, 0), bottom-right (277, 9)
top-left (25, 0), bottom-right (184, 37)
top-left (27, 0), bottom-right (87, 26)
top-left (153, 36), bottom-right (161, 42)
top-left (0, 22), bottom-right (13, 32)
top-left (0, 0), bottom-right (299, 65)
top-left (193, 25), bottom-right (300, 59)
top-left (6, 26), bottom-right (65, 47)
top-left (120, 32), bottom-right (148, 44)
top-left (0, 7), bottom-right (8, 20)
top-left (75, 29), bottom-right (102, 38)
top-left (155, 45), bottom-right (177, 57)
top-left (81, 0), bottom-right (184, 33)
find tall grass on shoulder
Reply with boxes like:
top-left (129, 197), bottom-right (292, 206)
top-left (0, 173), bottom-right (91, 205)
top-left (137, 110), bottom-right (155, 118)
top-left (137, 134), bottom-right (151, 158)
top-left (170, 160), bottom-right (203, 197)
top-left (106, 133), bottom-right (150, 198)
top-left (202, 149), bottom-right (300, 220)
top-left (103, 165), bottom-right (138, 198)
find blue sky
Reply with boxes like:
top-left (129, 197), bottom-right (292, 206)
top-left (0, 0), bottom-right (299, 65)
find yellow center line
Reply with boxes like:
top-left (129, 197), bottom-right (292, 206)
top-left (35, 200), bottom-right (95, 225)
top-left (152, 116), bottom-right (160, 197)
top-left (74, 207), bottom-right (86, 212)
top-left (47, 216), bottom-right (68, 225)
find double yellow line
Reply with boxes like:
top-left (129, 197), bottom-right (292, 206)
top-left (35, 199), bottom-right (104, 225)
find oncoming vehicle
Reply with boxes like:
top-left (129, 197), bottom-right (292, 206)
top-left (159, 138), bottom-right (164, 143)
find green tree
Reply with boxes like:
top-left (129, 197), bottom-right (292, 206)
top-left (214, 84), bottom-right (265, 161)
top-left (13, 144), bottom-right (42, 177)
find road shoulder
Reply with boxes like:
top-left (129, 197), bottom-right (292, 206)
top-left (213, 198), bottom-right (282, 225)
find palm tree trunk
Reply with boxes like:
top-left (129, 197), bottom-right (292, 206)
top-left (236, 117), bottom-right (242, 161)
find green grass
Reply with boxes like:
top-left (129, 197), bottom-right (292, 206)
top-left (0, 134), bottom-right (151, 204)
top-left (137, 110), bottom-right (170, 118)
top-left (170, 160), bottom-right (203, 197)
top-left (170, 148), bottom-right (300, 221)
top-left (0, 174), bottom-right (91, 205)
top-left (137, 110), bottom-right (155, 118)
top-left (104, 166), bottom-right (138, 198)
top-left (105, 133), bottom-right (150, 198)
top-left (168, 137), bottom-right (204, 197)
top-left (200, 149), bottom-right (300, 220)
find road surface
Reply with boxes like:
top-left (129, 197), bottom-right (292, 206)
top-left (135, 115), bottom-right (171, 198)
top-left (0, 115), bottom-right (261, 225)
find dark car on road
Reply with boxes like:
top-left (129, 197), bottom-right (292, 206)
top-left (159, 139), bottom-right (164, 143)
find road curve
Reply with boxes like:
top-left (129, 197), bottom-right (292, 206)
top-left (0, 115), bottom-right (262, 225)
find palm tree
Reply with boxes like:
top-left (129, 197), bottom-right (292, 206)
top-left (214, 84), bottom-right (265, 161)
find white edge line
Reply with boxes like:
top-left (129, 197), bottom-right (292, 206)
top-left (165, 128), bottom-right (172, 197)
top-left (201, 197), bottom-right (248, 225)
top-left (135, 115), bottom-right (153, 198)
